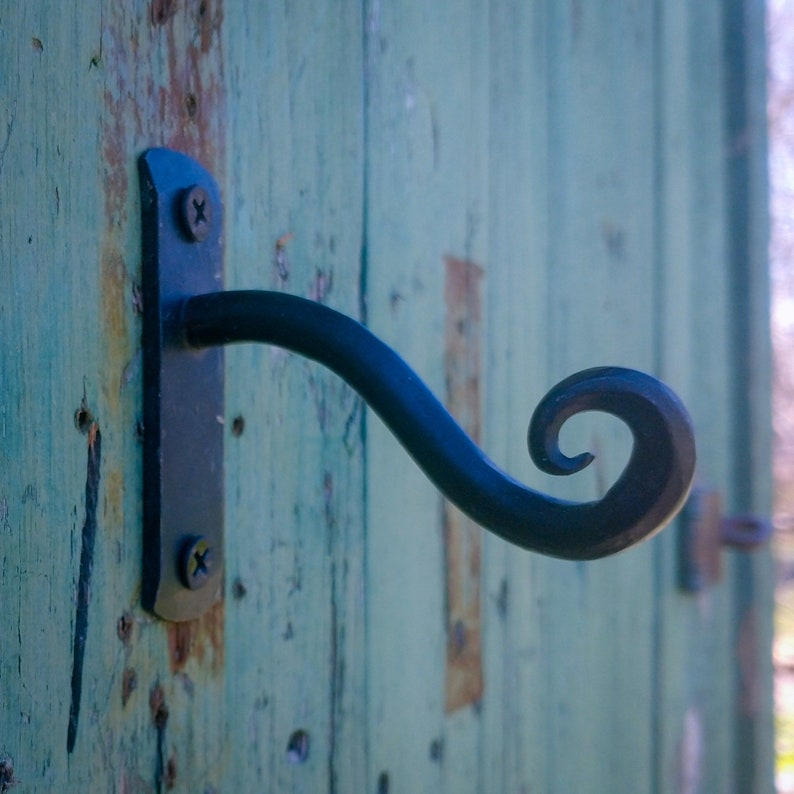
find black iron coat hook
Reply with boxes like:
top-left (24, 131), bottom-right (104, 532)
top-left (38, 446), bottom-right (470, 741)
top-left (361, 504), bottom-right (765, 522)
top-left (139, 148), bottom-right (696, 622)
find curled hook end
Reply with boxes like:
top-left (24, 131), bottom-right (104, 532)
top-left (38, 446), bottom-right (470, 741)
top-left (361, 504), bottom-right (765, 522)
top-left (530, 446), bottom-right (595, 477)
top-left (523, 366), bottom-right (696, 558)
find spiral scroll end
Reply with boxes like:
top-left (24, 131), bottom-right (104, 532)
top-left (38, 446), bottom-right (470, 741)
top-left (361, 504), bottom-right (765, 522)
top-left (527, 373), bottom-right (600, 476)
top-left (529, 438), bottom-right (595, 477)
top-left (525, 366), bottom-right (696, 557)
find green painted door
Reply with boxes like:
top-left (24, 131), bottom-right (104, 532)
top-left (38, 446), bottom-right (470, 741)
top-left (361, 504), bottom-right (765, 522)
top-left (0, 1), bottom-right (774, 792)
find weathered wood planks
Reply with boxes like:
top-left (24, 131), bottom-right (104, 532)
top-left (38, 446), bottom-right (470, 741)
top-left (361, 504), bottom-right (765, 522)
top-left (0, 2), bottom-right (773, 791)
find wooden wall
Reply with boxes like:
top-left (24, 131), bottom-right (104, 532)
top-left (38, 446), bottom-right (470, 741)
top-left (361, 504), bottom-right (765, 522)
top-left (0, 1), bottom-right (774, 791)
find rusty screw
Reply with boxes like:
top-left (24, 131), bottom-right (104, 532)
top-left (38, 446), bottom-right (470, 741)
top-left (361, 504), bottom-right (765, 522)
top-left (180, 536), bottom-right (214, 590)
top-left (181, 185), bottom-right (212, 242)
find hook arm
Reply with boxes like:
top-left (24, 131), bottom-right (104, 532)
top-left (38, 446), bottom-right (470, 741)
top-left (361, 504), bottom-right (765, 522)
top-left (177, 290), bottom-right (696, 560)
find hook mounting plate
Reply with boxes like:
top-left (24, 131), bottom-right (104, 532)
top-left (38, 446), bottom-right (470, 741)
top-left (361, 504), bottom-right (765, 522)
top-left (139, 148), bottom-right (224, 621)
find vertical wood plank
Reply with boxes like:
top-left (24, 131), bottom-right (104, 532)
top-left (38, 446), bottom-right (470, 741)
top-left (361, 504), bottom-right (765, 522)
top-left (483, 4), bottom-right (554, 791)
top-left (723, 0), bottom-right (776, 791)
top-left (364, 0), bottom-right (489, 791)
top-left (220, 3), bottom-right (366, 792)
top-left (532, 4), bottom-right (659, 791)
top-left (653, 2), bottom-right (739, 792)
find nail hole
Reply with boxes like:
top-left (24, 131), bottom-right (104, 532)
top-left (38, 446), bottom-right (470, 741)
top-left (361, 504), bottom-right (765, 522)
top-left (231, 415), bottom-right (245, 437)
top-left (151, 0), bottom-right (177, 25)
top-left (122, 667), bottom-right (138, 707)
top-left (286, 729), bottom-right (309, 764)
top-left (185, 93), bottom-right (198, 119)
top-left (429, 738), bottom-right (443, 762)
top-left (163, 754), bottom-right (177, 789)
top-left (117, 612), bottom-right (134, 644)
top-left (150, 684), bottom-right (169, 730)
top-left (232, 577), bottom-right (247, 600)
top-left (377, 771), bottom-right (390, 794)
top-left (75, 403), bottom-right (94, 434)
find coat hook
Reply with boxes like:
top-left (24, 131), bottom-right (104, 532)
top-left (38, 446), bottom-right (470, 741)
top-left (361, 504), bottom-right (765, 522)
top-left (140, 148), bottom-right (696, 621)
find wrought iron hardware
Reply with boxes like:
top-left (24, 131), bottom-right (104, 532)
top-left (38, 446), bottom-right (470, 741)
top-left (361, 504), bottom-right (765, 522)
top-left (140, 149), bottom-right (224, 621)
top-left (140, 148), bottom-right (697, 622)
top-left (678, 488), bottom-right (772, 592)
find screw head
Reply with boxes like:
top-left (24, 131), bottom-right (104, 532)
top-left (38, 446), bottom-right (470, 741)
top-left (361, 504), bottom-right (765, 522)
top-left (181, 185), bottom-right (212, 241)
top-left (180, 536), bottom-right (214, 590)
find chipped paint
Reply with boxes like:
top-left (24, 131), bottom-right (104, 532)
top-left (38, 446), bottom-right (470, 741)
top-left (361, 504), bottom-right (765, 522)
top-left (100, 0), bottom-right (228, 670)
top-left (308, 268), bottom-right (334, 303)
top-left (443, 255), bottom-right (484, 712)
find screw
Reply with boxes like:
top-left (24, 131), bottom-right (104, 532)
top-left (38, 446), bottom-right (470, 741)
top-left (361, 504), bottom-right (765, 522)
top-left (181, 185), bottom-right (212, 241)
top-left (180, 536), bottom-right (214, 590)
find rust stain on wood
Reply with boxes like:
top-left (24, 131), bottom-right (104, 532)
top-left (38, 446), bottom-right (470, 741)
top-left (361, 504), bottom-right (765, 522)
top-left (100, 1), bottom-right (227, 657)
top-left (443, 255), bottom-right (484, 712)
top-left (159, 0), bottom-right (226, 168)
top-left (99, 0), bottom-right (227, 411)
top-left (167, 599), bottom-right (225, 674)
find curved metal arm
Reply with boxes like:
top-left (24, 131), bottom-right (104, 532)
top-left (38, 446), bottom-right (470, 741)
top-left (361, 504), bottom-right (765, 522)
top-left (176, 290), bottom-right (696, 561)
top-left (139, 147), bottom-right (696, 621)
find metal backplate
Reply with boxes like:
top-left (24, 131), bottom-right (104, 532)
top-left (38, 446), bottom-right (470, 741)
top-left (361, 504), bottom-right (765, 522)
top-left (139, 148), bottom-right (224, 621)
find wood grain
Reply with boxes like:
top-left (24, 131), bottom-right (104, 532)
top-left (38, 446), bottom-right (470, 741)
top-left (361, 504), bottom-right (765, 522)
top-left (0, 2), bottom-right (773, 791)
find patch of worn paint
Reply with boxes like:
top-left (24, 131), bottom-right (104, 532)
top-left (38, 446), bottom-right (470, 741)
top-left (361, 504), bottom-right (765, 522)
top-left (99, 204), bottom-right (132, 420)
top-left (274, 233), bottom-right (294, 280)
top-left (103, 467), bottom-right (124, 531)
top-left (308, 268), bottom-right (333, 303)
top-left (101, 0), bottom-right (228, 659)
top-left (100, 0), bottom-right (228, 401)
top-left (160, 1), bottom-right (226, 167)
top-left (443, 255), bottom-right (484, 712)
